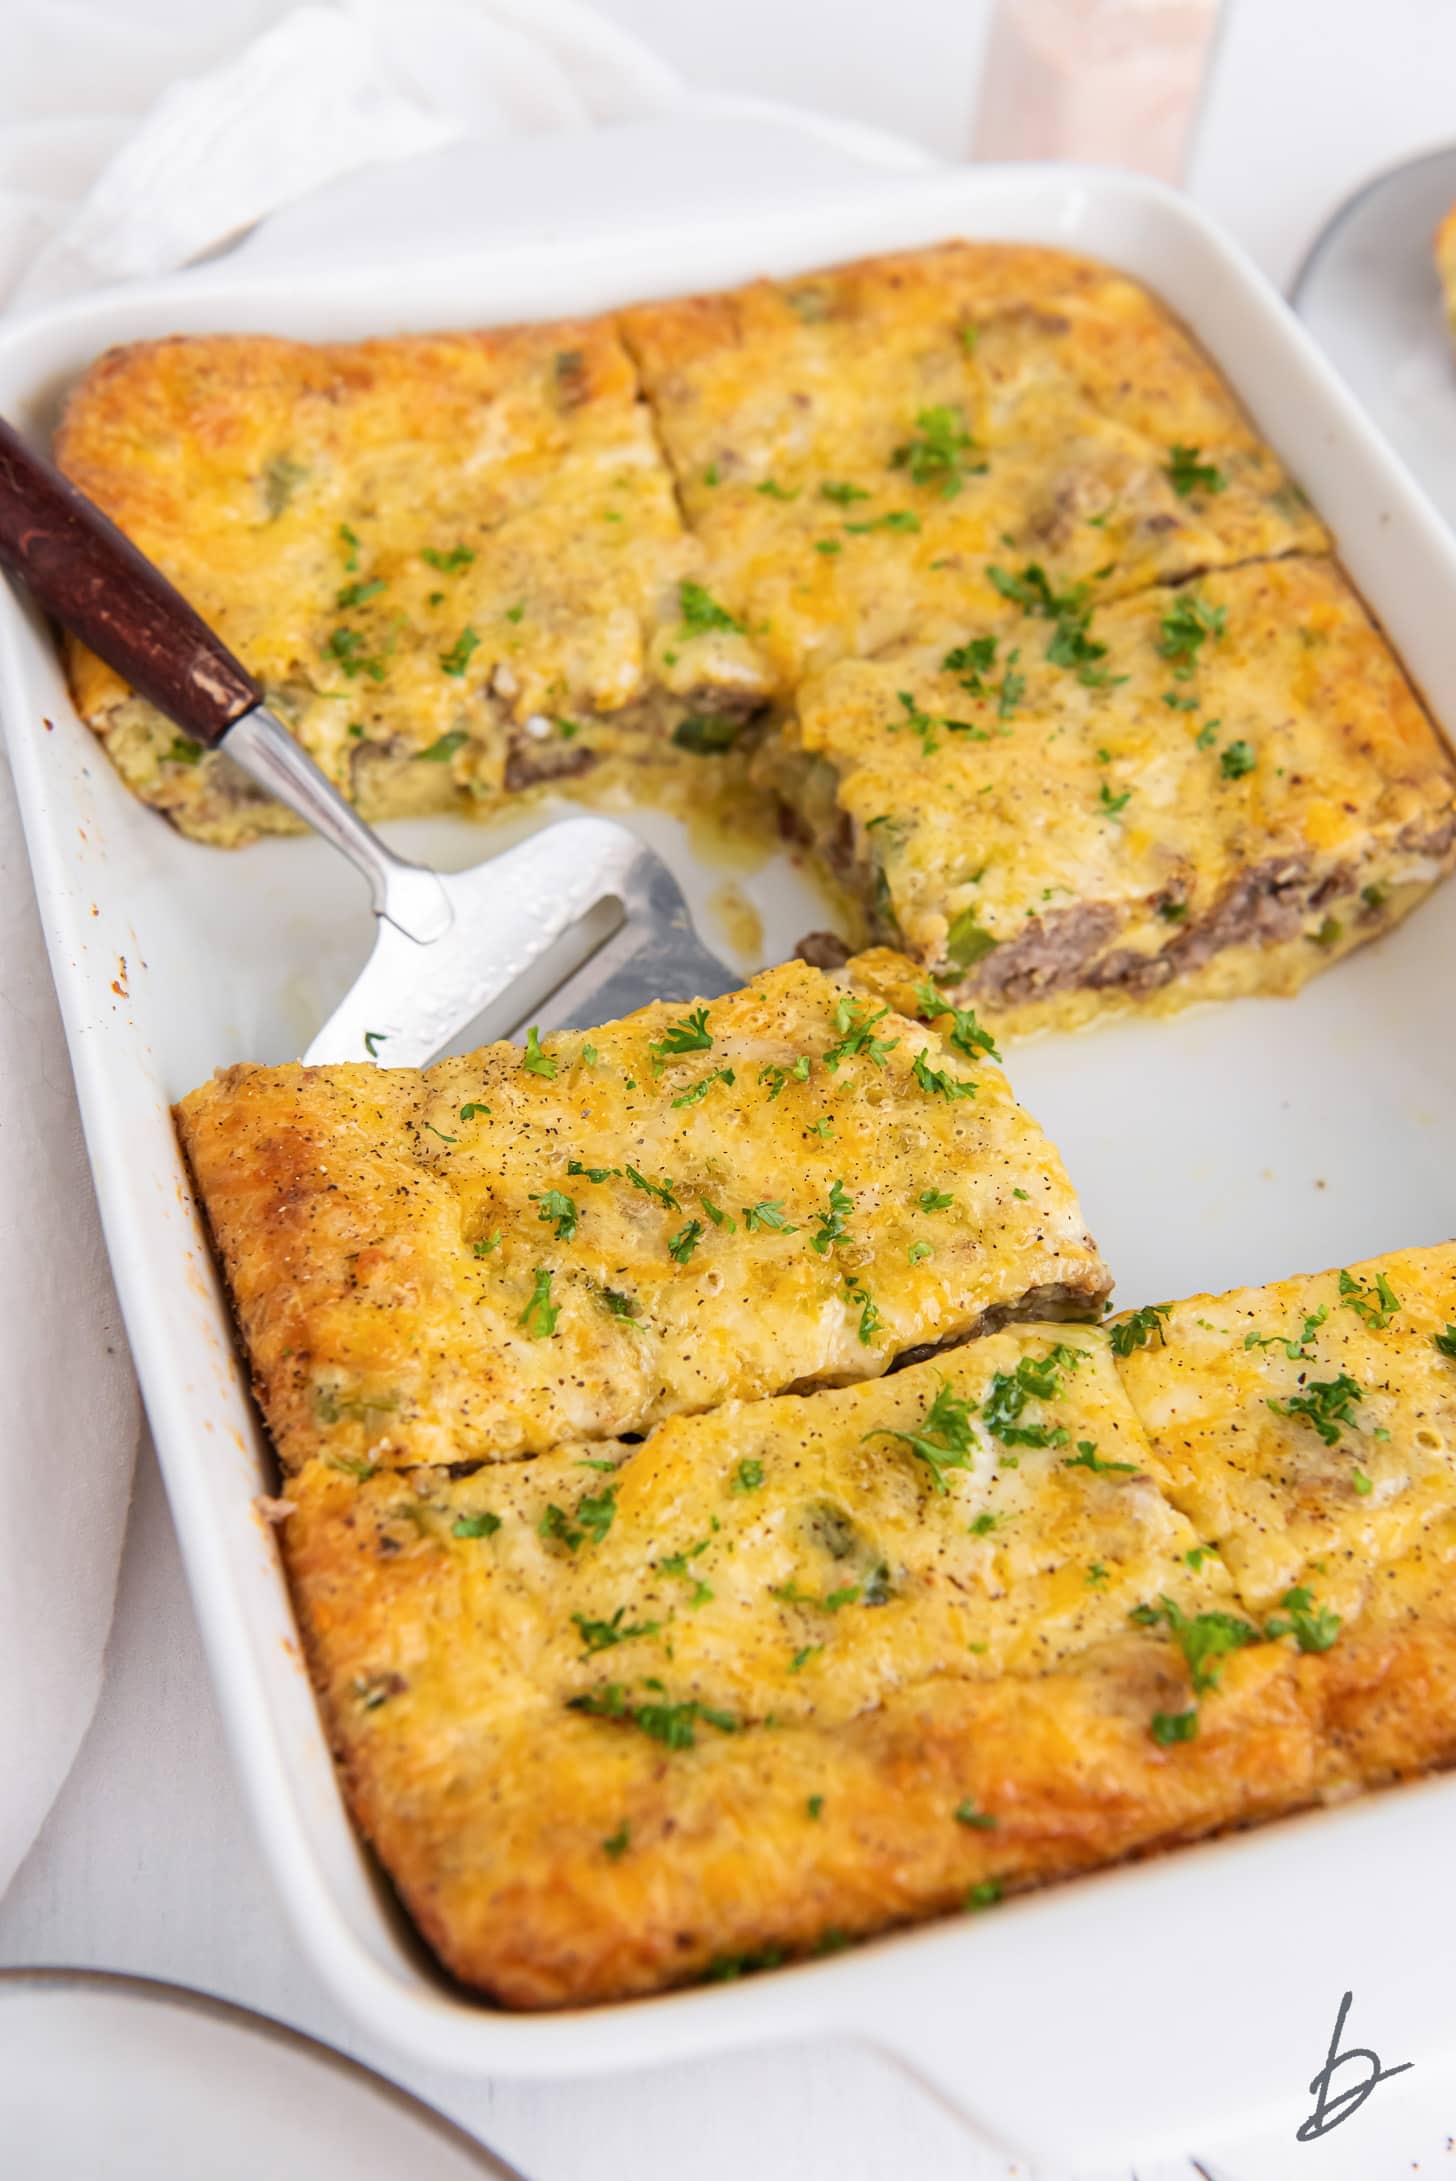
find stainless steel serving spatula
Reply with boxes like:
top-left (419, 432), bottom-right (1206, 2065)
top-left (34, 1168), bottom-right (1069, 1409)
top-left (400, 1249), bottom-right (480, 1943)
top-left (0, 416), bottom-right (737, 1066)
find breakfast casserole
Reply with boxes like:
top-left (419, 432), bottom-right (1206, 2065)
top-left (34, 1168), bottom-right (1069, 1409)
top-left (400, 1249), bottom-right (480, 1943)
top-left (275, 1239), bottom-right (1456, 2007)
top-left (770, 556), bottom-right (1456, 1034)
top-left (177, 959), bottom-right (1110, 1475)
top-left (55, 320), bottom-right (772, 845)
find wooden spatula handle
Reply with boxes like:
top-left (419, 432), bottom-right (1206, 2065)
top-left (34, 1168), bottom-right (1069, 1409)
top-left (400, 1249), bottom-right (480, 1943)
top-left (0, 413), bottom-right (259, 745)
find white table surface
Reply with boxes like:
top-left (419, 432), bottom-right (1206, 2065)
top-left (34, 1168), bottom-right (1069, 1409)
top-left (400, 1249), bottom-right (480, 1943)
top-left (7, 3), bottom-right (1456, 2176)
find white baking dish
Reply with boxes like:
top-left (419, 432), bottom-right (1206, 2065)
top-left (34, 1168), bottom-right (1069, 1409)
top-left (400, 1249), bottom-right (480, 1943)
top-left (5, 124), bottom-right (1456, 2173)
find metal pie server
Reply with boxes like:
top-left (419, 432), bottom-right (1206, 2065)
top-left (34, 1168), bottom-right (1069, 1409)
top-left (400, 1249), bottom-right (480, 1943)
top-left (0, 416), bottom-right (737, 1065)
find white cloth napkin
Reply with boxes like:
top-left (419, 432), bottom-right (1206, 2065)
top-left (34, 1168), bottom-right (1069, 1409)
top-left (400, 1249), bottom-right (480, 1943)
top-left (0, 0), bottom-right (681, 1898)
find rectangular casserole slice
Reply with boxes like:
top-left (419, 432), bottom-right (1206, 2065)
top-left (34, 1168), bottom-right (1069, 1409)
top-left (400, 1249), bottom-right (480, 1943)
top-left (1111, 1242), bottom-right (1456, 1793)
top-left (279, 1328), bottom-right (1316, 2007)
top-left (622, 241), bottom-right (1325, 689)
top-left (176, 959), bottom-right (1110, 1474)
top-left (55, 323), bottom-right (772, 844)
top-left (278, 1244), bottom-right (1456, 2007)
top-left (768, 556), bottom-right (1456, 1037)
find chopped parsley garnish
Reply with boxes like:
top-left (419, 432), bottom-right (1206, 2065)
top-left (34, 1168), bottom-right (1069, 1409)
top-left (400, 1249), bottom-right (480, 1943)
top-left (668, 1220), bottom-right (705, 1264)
top-left (531, 1189), bottom-right (578, 1241)
top-left (821, 480), bottom-right (870, 505)
top-left (452, 1511), bottom-right (501, 1539)
top-left (890, 404), bottom-right (984, 496)
top-left (911, 1049), bottom-right (977, 1101)
top-left (1220, 739), bottom-right (1256, 780)
top-left (326, 626), bottom-right (387, 681)
top-left (650, 1006), bottom-right (714, 1065)
top-left (1434, 1325), bottom-right (1456, 1361)
top-left (1157, 594), bottom-right (1226, 679)
top-left (919, 1188), bottom-right (955, 1212)
top-left (602, 1822), bottom-right (631, 1858)
top-left (166, 736), bottom-right (203, 764)
top-left (335, 577), bottom-right (386, 610)
top-left (981, 1346), bottom-right (1084, 1447)
top-left (731, 1459), bottom-right (765, 1493)
top-left (439, 626), bottom-right (481, 678)
top-left (1131, 1593), bottom-right (1260, 1698)
top-left (943, 633), bottom-right (1000, 699)
top-left (997, 649), bottom-right (1026, 720)
top-left (1135, 1597), bottom-right (1264, 1742)
top-left (894, 689), bottom-right (979, 757)
top-left (472, 1234), bottom-right (501, 1258)
top-left (567, 1159), bottom-right (619, 1183)
top-left (459, 1102), bottom-right (490, 1120)
top-left (968, 1511), bottom-right (1003, 1536)
top-left (421, 543), bottom-right (476, 572)
top-left (807, 1795), bottom-right (824, 1820)
top-left (1264, 1585), bottom-right (1341, 1654)
top-left (789, 1644), bottom-right (821, 1672)
top-left (954, 1800), bottom-right (998, 1829)
top-left (985, 562), bottom-right (1117, 686)
top-left (575, 1487), bottom-right (617, 1546)
top-left (518, 1268), bottom-right (560, 1340)
top-left (1338, 1267), bottom-right (1401, 1330)
top-left (1269, 1373), bottom-right (1366, 1446)
top-left (598, 1287), bottom-right (640, 1320)
top-left (522, 1025), bottom-right (558, 1079)
top-left (1063, 1438), bottom-right (1139, 1476)
top-left (846, 1279), bottom-right (880, 1345)
top-left (759, 1055), bottom-right (812, 1100)
top-left (673, 713), bottom-right (741, 755)
top-left (843, 509), bottom-right (921, 535)
top-left (539, 1502), bottom-right (581, 1549)
top-left (755, 478), bottom-right (799, 500)
top-left (944, 907), bottom-right (998, 971)
top-left (1245, 1306), bottom-right (1328, 1360)
top-left (567, 1683), bottom-right (736, 1749)
top-left (866, 1377), bottom-right (978, 1494)
top-left (700, 1195), bottom-right (737, 1232)
top-left (671, 1066), bottom-right (735, 1109)
top-left (1108, 1303), bottom-right (1171, 1358)
top-left (1099, 781), bottom-right (1131, 817)
top-left (911, 982), bottom-right (1000, 1061)
top-left (965, 1880), bottom-right (1003, 1910)
top-left (810, 1179), bottom-right (854, 1254)
top-left (678, 579), bottom-right (742, 635)
top-left (1166, 444), bottom-right (1227, 497)
top-left (417, 729), bottom-right (468, 762)
top-left (423, 1122), bottom-right (457, 1145)
top-left (573, 1607), bottom-right (660, 1655)
top-left (907, 1240), bottom-right (933, 1264)
top-left (743, 1199), bottom-right (797, 1233)
top-left (626, 1165), bottom-right (680, 1211)
top-left (824, 996), bottom-right (898, 1071)
top-left (658, 1544), bottom-right (710, 1613)
top-left (337, 523), bottom-right (361, 570)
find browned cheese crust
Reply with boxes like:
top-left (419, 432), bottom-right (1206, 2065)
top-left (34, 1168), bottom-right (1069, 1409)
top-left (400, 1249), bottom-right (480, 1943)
top-left (622, 240), bottom-right (1324, 685)
top-left (56, 321), bottom-right (770, 843)
top-left (776, 557), bottom-right (1456, 1037)
top-left (177, 960), bottom-right (1108, 1473)
top-left (264, 1242), bottom-right (1456, 2008)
